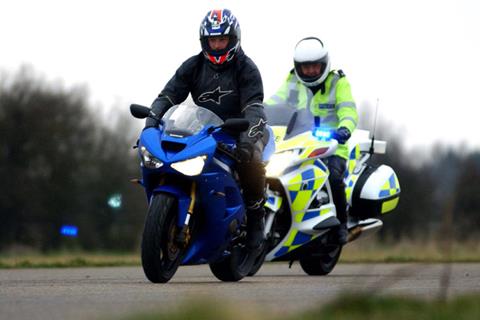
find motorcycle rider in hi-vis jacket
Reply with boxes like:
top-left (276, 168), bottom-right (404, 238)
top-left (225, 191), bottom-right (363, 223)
top-left (144, 9), bottom-right (267, 251)
top-left (265, 37), bottom-right (358, 245)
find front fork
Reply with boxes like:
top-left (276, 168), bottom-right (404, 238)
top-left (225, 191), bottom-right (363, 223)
top-left (175, 181), bottom-right (197, 247)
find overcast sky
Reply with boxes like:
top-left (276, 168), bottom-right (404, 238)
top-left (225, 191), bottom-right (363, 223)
top-left (2, 0), bottom-right (479, 151)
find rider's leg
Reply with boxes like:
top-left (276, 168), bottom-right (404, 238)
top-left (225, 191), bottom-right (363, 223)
top-left (236, 141), bottom-right (266, 250)
top-left (326, 155), bottom-right (348, 245)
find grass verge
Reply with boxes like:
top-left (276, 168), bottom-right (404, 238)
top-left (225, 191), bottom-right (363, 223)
top-left (0, 252), bottom-right (140, 269)
top-left (1, 239), bottom-right (480, 268)
top-left (119, 294), bottom-right (480, 320)
top-left (340, 238), bottom-right (480, 263)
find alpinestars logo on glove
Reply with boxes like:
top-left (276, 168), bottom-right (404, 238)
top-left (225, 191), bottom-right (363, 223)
top-left (248, 119), bottom-right (267, 138)
top-left (198, 87), bottom-right (233, 105)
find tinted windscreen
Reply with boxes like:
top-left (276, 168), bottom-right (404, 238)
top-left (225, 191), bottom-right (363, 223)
top-left (162, 104), bottom-right (224, 137)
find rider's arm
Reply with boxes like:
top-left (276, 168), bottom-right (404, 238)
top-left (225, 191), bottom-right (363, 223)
top-left (335, 77), bottom-right (358, 135)
top-left (145, 56), bottom-right (197, 128)
top-left (238, 58), bottom-right (266, 143)
top-left (161, 56), bottom-right (198, 106)
top-left (264, 72), bottom-right (295, 107)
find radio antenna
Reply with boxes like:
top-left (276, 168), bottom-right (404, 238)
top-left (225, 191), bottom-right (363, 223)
top-left (369, 98), bottom-right (380, 155)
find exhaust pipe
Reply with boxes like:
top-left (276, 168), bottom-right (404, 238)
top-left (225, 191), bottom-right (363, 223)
top-left (348, 219), bottom-right (383, 242)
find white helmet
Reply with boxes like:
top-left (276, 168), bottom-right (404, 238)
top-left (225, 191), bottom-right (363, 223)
top-left (293, 37), bottom-right (331, 87)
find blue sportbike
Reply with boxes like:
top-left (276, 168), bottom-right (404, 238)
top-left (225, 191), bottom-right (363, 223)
top-left (130, 103), bottom-right (274, 283)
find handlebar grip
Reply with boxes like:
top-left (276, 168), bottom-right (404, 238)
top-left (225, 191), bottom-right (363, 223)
top-left (216, 143), bottom-right (240, 163)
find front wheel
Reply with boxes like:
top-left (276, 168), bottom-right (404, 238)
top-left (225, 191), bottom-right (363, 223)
top-left (209, 245), bottom-right (257, 282)
top-left (247, 243), bottom-right (269, 276)
top-left (141, 193), bottom-right (183, 283)
top-left (299, 244), bottom-right (342, 276)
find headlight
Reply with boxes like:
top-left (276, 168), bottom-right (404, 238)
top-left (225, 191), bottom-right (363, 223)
top-left (171, 155), bottom-right (207, 176)
top-left (140, 146), bottom-right (163, 169)
top-left (265, 150), bottom-right (299, 177)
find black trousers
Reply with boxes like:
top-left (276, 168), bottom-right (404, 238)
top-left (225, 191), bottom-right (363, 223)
top-left (325, 155), bottom-right (348, 224)
top-left (236, 139), bottom-right (266, 215)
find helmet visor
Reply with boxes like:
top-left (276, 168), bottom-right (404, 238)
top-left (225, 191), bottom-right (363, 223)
top-left (295, 61), bottom-right (326, 83)
top-left (207, 35), bottom-right (230, 51)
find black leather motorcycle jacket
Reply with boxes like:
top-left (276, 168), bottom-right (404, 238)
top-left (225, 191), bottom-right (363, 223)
top-left (147, 48), bottom-right (266, 144)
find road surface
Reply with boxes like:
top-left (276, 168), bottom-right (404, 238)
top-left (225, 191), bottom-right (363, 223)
top-left (1, 263), bottom-right (479, 320)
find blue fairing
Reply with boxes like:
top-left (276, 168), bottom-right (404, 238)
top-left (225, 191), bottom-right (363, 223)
top-left (138, 128), bottom-right (243, 265)
top-left (137, 107), bottom-right (275, 265)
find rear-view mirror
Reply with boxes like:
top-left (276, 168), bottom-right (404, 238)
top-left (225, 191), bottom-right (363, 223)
top-left (130, 104), bottom-right (151, 119)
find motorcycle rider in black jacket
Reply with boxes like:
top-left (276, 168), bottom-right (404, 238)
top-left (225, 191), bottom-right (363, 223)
top-left (145, 9), bottom-right (267, 251)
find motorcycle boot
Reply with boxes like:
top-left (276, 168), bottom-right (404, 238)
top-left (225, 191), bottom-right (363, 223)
top-left (326, 156), bottom-right (349, 245)
top-left (334, 223), bottom-right (348, 245)
top-left (330, 184), bottom-right (349, 245)
top-left (245, 200), bottom-right (266, 251)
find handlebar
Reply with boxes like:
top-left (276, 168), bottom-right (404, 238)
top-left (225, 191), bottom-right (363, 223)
top-left (216, 142), bottom-right (240, 163)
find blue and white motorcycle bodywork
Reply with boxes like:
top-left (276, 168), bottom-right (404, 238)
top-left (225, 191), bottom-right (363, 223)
top-left (130, 103), bottom-right (273, 283)
top-left (246, 107), bottom-right (401, 276)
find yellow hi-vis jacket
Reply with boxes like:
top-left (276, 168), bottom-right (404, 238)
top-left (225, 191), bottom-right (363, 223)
top-left (265, 70), bottom-right (358, 160)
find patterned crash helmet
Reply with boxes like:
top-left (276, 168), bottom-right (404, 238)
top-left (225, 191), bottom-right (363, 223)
top-left (199, 9), bottom-right (241, 65)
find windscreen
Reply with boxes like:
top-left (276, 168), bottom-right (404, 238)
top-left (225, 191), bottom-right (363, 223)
top-left (264, 105), bottom-right (316, 140)
top-left (162, 104), bottom-right (224, 137)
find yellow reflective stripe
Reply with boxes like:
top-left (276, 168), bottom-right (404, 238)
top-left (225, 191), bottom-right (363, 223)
top-left (320, 208), bottom-right (330, 215)
top-left (295, 213), bottom-right (304, 223)
top-left (289, 173), bottom-right (302, 184)
top-left (328, 74), bottom-right (340, 104)
top-left (340, 116), bottom-right (358, 127)
top-left (272, 126), bottom-right (287, 142)
top-left (382, 197), bottom-right (399, 213)
top-left (286, 77), bottom-right (300, 105)
top-left (313, 166), bottom-right (327, 188)
top-left (381, 180), bottom-right (389, 190)
top-left (269, 95), bottom-right (285, 104)
top-left (347, 145), bottom-right (359, 173)
top-left (336, 101), bottom-right (357, 110)
top-left (300, 159), bottom-right (315, 168)
top-left (285, 229), bottom-right (298, 246)
top-left (292, 190), bottom-right (312, 211)
top-left (345, 174), bottom-right (359, 202)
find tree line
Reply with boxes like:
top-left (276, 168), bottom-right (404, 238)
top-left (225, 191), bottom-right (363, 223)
top-left (0, 68), bottom-right (146, 251)
top-left (0, 68), bottom-right (478, 252)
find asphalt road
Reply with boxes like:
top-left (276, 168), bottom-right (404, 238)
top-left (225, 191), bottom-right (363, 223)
top-left (1, 263), bottom-right (479, 320)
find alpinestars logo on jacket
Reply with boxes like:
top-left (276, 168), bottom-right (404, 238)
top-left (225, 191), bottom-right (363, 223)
top-left (198, 86), bottom-right (233, 105)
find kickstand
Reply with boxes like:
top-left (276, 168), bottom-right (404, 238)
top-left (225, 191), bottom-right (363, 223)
top-left (288, 260), bottom-right (294, 269)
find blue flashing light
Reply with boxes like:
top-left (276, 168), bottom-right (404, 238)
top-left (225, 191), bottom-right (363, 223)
top-left (312, 128), bottom-right (332, 140)
top-left (107, 194), bottom-right (122, 209)
top-left (60, 225), bottom-right (78, 237)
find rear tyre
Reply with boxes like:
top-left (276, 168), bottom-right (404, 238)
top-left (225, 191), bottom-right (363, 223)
top-left (299, 245), bottom-right (342, 276)
top-left (141, 193), bottom-right (183, 283)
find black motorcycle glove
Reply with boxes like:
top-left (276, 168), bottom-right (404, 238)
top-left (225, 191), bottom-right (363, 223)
top-left (144, 97), bottom-right (172, 129)
top-left (334, 127), bottom-right (351, 144)
top-left (236, 141), bottom-right (254, 163)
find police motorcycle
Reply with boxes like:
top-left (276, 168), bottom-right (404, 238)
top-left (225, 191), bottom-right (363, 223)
top-left (248, 106), bottom-right (401, 276)
top-left (129, 103), bottom-right (275, 283)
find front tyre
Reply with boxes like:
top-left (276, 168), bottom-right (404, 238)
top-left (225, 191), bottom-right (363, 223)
top-left (209, 245), bottom-right (255, 282)
top-left (299, 245), bottom-right (342, 276)
top-left (141, 193), bottom-right (183, 283)
top-left (247, 243), bottom-right (268, 276)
